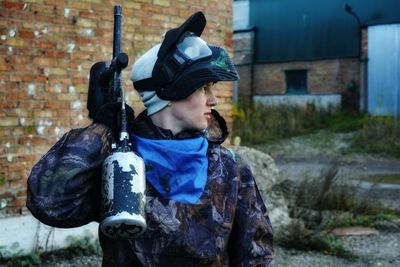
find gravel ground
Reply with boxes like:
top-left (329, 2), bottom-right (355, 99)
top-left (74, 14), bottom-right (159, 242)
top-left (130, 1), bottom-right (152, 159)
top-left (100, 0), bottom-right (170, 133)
top-left (41, 255), bottom-right (102, 267)
top-left (38, 232), bottom-right (400, 267)
top-left (265, 131), bottom-right (400, 266)
top-left (272, 231), bottom-right (400, 267)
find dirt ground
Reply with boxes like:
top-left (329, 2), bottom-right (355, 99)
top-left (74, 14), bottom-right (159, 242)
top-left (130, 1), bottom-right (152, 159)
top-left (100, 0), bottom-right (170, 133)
top-left (39, 230), bottom-right (400, 267)
top-left (256, 130), bottom-right (400, 210)
top-left (256, 130), bottom-right (400, 267)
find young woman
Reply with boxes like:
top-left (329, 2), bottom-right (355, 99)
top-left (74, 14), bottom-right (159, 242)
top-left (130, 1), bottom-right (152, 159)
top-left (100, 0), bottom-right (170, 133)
top-left (27, 12), bottom-right (273, 266)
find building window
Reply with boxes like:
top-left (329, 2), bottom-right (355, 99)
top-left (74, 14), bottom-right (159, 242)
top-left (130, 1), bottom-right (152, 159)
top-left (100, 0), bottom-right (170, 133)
top-left (285, 70), bottom-right (307, 94)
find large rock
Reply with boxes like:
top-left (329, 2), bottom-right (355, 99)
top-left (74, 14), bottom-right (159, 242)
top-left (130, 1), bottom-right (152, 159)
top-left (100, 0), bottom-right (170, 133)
top-left (233, 146), bottom-right (291, 229)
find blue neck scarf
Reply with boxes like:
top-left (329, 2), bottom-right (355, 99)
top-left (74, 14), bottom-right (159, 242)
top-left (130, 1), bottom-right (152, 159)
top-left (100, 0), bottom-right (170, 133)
top-left (131, 135), bottom-right (209, 204)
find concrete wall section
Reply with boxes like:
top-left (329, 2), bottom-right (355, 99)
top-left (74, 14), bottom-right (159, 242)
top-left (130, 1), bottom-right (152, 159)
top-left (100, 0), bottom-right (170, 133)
top-left (0, 215), bottom-right (98, 256)
top-left (254, 94), bottom-right (342, 111)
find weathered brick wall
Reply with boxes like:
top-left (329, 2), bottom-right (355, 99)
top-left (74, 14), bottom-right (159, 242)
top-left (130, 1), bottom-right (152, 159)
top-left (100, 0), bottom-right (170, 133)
top-left (232, 31), bottom-right (253, 97)
top-left (253, 59), bottom-right (360, 95)
top-left (233, 31), bottom-right (361, 98)
top-left (361, 28), bottom-right (368, 59)
top-left (0, 0), bottom-right (233, 216)
top-left (236, 65), bottom-right (252, 96)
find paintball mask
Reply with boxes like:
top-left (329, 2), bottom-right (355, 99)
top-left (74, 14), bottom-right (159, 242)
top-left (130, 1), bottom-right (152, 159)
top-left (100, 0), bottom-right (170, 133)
top-left (132, 12), bottom-right (239, 101)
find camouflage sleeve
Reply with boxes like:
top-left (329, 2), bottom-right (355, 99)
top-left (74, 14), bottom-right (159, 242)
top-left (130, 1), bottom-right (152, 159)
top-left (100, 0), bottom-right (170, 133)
top-left (26, 123), bottom-right (112, 228)
top-left (228, 156), bottom-right (274, 266)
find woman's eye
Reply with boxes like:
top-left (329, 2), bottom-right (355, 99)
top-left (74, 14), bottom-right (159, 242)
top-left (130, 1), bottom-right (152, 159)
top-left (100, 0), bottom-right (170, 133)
top-left (199, 83), bottom-right (212, 94)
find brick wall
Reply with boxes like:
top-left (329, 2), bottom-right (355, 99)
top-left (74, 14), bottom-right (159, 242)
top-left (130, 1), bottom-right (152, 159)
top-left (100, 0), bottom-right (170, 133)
top-left (233, 30), bottom-right (362, 99)
top-left (0, 0), bottom-right (234, 216)
top-left (361, 28), bottom-right (368, 59)
top-left (232, 31), bottom-right (253, 97)
top-left (253, 59), bottom-right (360, 95)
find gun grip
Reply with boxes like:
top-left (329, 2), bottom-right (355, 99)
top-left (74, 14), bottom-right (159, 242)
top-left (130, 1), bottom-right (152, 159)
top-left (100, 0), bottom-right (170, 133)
top-left (87, 61), bottom-right (110, 119)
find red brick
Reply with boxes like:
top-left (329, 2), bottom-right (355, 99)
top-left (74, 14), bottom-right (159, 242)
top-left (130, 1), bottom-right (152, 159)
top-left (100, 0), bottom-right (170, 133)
top-left (2, 1), bottom-right (27, 10)
top-left (10, 47), bottom-right (40, 56)
top-left (17, 74), bottom-right (47, 83)
top-left (9, 180), bottom-right (26, 189)
top-left (17, 101), bottom-right (43, 109)
top-left (0, 192), bottom-right (13, 199)
top-left (5, 206), bottom-right (23, 215)
top-left (42, 50), bottom-right (68, 58)
top-left (17, 154), bottom-right (39, 162)
top-left (44, 0), bottom-right (67, 5)
top-left (10, 198), bottom-right (26, 207)
top-left (18, 30), bottom-right (35, 38)
top-left (4, 56), bottom-right (32, 65)
top-left (43, 101), bottom-right (70, 109)
top-left (53, 16), bottom-right (73, 25)
top-left (0, 101), bottom-right (18, 108)
top-left (32, 57), bottom-right (58, 67)
top-left (68, 1), bottom-right (91, 10)
top-left (12, 64), bottom-right (38, 73)
top-left (0, 64), bottom-right (13, 71)
top-left (0, 183), bottom-right (9, 191)
top-left (3, 93), bottom-right (31, 100)
top-left (8, 164), bottom-right (25, 172)
top-left (33, 106), bottom-right (57, 115)
top-left (29, 3), bottom-right (55, 15)
top-left (33, 40), bottom-right (56, 49)
top-left (18, 136), bottom-right (47, 145)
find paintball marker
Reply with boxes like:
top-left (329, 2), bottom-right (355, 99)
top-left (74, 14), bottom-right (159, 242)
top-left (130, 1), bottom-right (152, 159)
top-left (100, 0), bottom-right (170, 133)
top-left (87, 5), bottom-right (147, 239)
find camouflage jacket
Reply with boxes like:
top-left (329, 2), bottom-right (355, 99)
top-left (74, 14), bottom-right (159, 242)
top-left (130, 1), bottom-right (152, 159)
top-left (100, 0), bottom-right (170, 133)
top-left (27, 111), bottom-right (274, 266)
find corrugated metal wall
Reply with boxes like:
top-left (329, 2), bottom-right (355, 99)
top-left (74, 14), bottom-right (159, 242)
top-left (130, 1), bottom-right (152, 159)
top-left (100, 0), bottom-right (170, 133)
top-left (368, 24), bottom-right (400, 116)
top-left (249, 0), bottom-right (400, 63)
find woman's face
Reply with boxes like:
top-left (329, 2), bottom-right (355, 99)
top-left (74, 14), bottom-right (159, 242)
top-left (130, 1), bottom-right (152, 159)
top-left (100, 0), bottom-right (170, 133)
top-left (170, 83), bottom-right (217, 132)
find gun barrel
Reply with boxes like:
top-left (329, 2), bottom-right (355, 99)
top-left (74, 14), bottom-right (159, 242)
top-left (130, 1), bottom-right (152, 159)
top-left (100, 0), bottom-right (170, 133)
top-left (113, 5), bottom-right (122, 58)
top-left (87, 5), bottom-right (129, 119)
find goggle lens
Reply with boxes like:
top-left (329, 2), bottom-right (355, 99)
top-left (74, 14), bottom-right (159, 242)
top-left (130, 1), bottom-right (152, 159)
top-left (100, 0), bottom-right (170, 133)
top-left (176, 33), bottom-right (212, 61)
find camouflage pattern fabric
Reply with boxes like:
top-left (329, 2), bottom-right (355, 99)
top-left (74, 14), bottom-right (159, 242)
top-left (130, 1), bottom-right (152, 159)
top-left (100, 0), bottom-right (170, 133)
top-left (27, 123), bottom-right (112, 227)
top-left (27, 111), bottom-right (274, 266)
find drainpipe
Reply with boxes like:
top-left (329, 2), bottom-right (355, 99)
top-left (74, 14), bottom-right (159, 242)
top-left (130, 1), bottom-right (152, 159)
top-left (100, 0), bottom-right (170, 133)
top-left (360, 30), bottom-right (368, 113)
top-left (344, 4), bottom-right (366, 112)
top-left (233, 26), bottom-right (257, 104)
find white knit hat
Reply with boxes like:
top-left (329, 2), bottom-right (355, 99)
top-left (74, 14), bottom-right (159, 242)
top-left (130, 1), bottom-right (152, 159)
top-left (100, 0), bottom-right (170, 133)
top-left (130, 44), bottom-right (170, 116)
